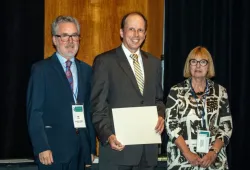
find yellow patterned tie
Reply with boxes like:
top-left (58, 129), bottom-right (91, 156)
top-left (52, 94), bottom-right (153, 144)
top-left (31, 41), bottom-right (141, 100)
top-left (131, 54), bottom-right (144, 95)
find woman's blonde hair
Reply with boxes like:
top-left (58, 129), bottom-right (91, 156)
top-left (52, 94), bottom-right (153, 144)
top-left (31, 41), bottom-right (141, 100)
top-left (183, 46), bottom-right (215, 78)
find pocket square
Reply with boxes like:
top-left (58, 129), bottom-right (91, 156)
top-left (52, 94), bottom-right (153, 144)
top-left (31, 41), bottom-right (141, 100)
top-left (45, 126), bottom-right (52, 128)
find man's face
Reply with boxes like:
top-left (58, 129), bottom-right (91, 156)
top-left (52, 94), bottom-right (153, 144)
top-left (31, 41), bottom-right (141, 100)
top-left (120, 14), bottom-right (146, 53)
top-left (53, 22), bottom-right (80, 59)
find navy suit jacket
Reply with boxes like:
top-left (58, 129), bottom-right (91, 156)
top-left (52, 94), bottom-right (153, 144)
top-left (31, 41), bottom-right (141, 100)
top-left (27, 53), bottom-right (96, 164)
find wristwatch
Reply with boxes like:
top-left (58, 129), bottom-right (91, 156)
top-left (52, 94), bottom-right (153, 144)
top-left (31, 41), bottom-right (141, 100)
top-left (209, 148), bottom-right (219, 154)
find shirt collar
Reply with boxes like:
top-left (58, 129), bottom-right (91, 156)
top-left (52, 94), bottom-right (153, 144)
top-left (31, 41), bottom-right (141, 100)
top-left (121, 43), bottom-right (141, 58)
top-left (56, 52), bottom-right (75, 65)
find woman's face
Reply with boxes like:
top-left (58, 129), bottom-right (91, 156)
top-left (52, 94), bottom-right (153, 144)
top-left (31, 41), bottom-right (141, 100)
top-left (189, 56), bottom-right (209, 78)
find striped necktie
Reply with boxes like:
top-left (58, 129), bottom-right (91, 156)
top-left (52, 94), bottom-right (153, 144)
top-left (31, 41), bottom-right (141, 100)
top-left (65, 60), bottom-right (73, 91)
top-left (131, 54), bottom-right (144, 95)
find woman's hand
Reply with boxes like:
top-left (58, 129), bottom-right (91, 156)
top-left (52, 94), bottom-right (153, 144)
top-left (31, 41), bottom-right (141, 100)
top-left (199, 151), bottom-right (217, 168)
top-left (183, 151), bottom-right (201, 166)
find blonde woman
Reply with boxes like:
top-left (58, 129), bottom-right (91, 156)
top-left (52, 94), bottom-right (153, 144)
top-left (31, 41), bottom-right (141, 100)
top-left (165, 46), bottom-right (232, 170)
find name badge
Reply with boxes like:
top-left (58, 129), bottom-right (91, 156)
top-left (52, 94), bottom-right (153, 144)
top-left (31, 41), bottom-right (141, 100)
top-left (196, 130), bottom-right (210, 153)
top-left (72, 105), bottom-right (86, 128)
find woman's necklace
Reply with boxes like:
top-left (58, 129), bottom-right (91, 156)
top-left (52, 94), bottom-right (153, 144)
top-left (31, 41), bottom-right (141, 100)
top-left (195, 91), bottom-right (204, 96)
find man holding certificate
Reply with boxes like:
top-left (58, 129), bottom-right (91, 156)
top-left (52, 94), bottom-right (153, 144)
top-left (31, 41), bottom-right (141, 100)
top-left (91, 12), bottom-right (165, 170)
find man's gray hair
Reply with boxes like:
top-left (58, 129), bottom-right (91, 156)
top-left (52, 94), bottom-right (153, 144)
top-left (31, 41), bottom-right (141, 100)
top-left (51, 15), bottom-right (80, 35)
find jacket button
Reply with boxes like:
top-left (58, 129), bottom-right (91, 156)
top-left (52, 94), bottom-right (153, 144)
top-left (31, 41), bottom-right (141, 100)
top-left (76, 128), bottom-right (79, 135)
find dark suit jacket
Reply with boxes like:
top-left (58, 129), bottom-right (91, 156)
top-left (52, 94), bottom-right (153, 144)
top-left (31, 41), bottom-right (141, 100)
top-left (27, 53), bottom-right (96, 164)
top-left (91, 46), bottom-right (165, 166)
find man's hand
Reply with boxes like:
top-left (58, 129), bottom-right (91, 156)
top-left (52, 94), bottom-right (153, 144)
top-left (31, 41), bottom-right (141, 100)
top-left (85, 154), bottom-right (95, 167)
top-left (108, 134), bottom-right (125, 151)
top-left (39, 150), bottom-right (53, 165)
top-left (155, 116), bottom-right (164, 134)
top-left (91, 154), bottom-right (95, 162)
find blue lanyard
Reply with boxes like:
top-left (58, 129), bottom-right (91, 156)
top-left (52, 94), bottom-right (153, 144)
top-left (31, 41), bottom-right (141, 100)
top-left (190, 79), bottom-right (208, 130)
top-left (73, 86), bottom-right (78, 104)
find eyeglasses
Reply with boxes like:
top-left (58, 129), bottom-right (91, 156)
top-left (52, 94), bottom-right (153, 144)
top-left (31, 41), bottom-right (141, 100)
top-left (55, 34), bottom-right (80, 42)
top-left (189, 59), bottom-right (208, 66)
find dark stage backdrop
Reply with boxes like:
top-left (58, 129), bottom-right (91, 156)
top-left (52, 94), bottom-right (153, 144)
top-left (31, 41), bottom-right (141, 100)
top-left (164, 0), bottom-right (250, 170)
top-left (1, 0), bottom-right (44, 159)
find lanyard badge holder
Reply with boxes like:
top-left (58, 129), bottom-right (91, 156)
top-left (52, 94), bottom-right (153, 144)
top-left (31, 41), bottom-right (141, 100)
top-left (71, 87), bottom-right (86, 129)
top-left (197, 130), bottom-right (210, 153)
top-left (190, 79), bottom-right (210, 153)
top-left (72, 104), bottom-right (86, 128)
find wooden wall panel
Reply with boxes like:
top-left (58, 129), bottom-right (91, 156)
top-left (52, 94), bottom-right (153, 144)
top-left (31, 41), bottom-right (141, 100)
top-left (44, 0), bottom-right (164, 156)
top-left (44, 0), bottom-right (164, 65)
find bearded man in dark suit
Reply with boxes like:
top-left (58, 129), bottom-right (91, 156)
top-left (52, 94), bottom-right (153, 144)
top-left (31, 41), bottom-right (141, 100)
top-left (27, 15), bottom-right (96, 170)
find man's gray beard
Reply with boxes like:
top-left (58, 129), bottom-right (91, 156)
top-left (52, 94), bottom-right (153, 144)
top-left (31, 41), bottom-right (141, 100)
top-left (65, 43), bottom-right (75, 49)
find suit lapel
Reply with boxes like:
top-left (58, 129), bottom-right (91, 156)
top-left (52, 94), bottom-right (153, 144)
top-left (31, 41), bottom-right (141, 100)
top-left (75, 59), bottom-right (84, 103)
top-left (50, 53), bottom-right (75, 102)
top-left (141, 51), bottom-right (150, 96)
top-left (115, 46), bottom-right (142, 96)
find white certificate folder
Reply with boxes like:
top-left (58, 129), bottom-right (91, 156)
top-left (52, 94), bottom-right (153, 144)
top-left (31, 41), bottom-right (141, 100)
top-left (112, 106), bottom-right (161, 145)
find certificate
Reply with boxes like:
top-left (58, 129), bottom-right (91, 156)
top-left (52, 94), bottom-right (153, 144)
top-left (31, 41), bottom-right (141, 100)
top-left (112, 106), bottom-right (161, 145)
